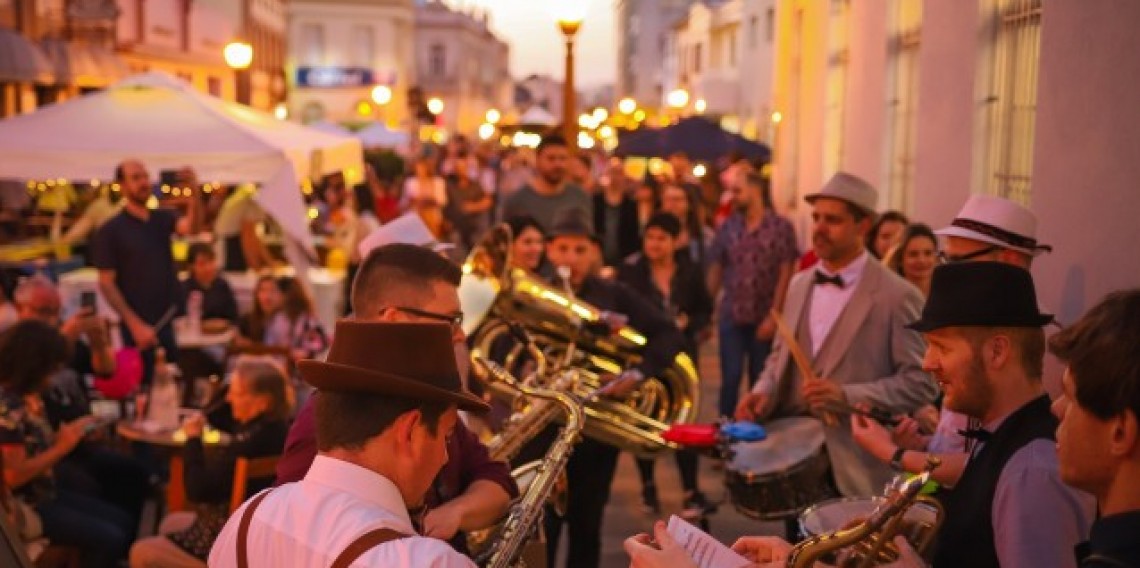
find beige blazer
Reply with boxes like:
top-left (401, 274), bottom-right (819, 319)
top-left (753, 259), bottom-right (938, 496)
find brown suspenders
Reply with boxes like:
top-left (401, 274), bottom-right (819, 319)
top-left (235, 489), bottom-right (411, 568)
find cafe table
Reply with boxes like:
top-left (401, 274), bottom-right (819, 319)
top-left (115, 417), bottom-right (230, 512)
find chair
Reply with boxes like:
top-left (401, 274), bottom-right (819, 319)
top-left (229, 455), bottom-right (281, 514)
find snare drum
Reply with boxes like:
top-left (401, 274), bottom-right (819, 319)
top-left (725, 417), bottom-right (835, 519)
top-left (799, 496), bottom-right (940, 544)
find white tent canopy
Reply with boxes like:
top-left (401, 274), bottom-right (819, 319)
top-left (0, 71), bottom-right (363, 252)
top-left (518, 105), bottom-right (558, 127)
top-left (355, 122), bottom-right (410, 148)
top-left (307, 119), bottom-right (354, 138)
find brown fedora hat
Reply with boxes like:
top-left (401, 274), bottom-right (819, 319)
top-left (298, 321), bottom-right (490, 413)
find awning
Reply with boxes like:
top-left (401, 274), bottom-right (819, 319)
top-left (41, 39), bottom-right (128, 87)
top-left (0, 28), bottom-right (55, 84)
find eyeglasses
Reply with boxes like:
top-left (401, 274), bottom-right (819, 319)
top-left (938, 245), bottom-right (1001, 264)
top-left (382, 306), bottom-right (464, 331)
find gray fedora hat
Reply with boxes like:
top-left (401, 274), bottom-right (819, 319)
top-left (804, 172), bottom-right (879, 216)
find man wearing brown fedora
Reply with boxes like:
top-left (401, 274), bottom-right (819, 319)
top-left (273, 243), bottom-right (516, 553)
top-left (894, 261), bottom-right (1092, 568)
top-left (209, 321), bottom-right (489, 567)
top-left (736, 172), bottom-right (937, 498)
top-left (518, 206), bottom-right (686, 568)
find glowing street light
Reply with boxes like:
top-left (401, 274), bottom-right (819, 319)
top-left (592, 107), bottom-right (608, 123)
top-left (478, 123), bottom-right (496, 140)
top-left (273, 103), bottom-right (288, 120)
top-left (598, 125), bottom-right (615, 139)
top-left (553, 0), bottom-right (588, 148)
top-left (371, 85), bottom-right (393, 105)
top-left (771, 111), bottom-right (783, 124)
top-left (224, 42), bottom-right (253, 70)
top-left (618, 97), bottom-right (637, 115)
top-left (427, 97), bottom-right (445, 115)
top-left (694, 99), bottom-right (707, 113)
top-left (667, 88), bottom-right (690, 109)
top-left (486, 108), bottom-right (501, 124)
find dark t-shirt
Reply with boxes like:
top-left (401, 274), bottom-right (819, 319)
top-left (92, 209), bottom-right (180, 324)
top-left (181, 277), bottom-right (239, 323)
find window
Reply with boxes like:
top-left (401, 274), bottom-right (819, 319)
top-left (693, 42), bottom-right (702, 73)
top-left (207, 76), bottom-right (222, 97)
top-left (351, 25), bottom-right (374, 69)
top-left (823, 0), bottom-right (851, 177)
top-left (429, 43), bottom-right (446, 77)
top-left (766, 7), bottom-right (775, 42)
top-left (749, 16), bottom-right (759, 48)
top-left (729, 29), bottom-right (737, 67)
top-left (973, 0), bottom-right (1042, 205)
top-left (883, 0), bottom-right (922, 213)
top-left (299, 23), bottom-right (324, 66)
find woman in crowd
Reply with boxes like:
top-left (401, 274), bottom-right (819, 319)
top-left (618, 213), bottom-right (714, 518)
top-left (402, 156), bottom-right (449, 239)
top-left (887, 223), bottom-right (939, 298)
top-left (264, 277), bottom-right (329, 363)
top-left (0, 320), bottom-right (134, 567)
top-left (507, 215), bottom-right (546, 274)
top-left (659, 183), bottom-right (714, 267)
top-left (235, 275), bottom-right (283, 346)
top-left (866, 210), bottom-right (910, 259)
top-left (129, 356), bottom-right (293, 568)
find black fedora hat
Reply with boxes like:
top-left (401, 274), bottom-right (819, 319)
top-left (547, 207), bottom-right (596, 240)
top-left (298, 321), bottom-right (489, 413)
top-left (907, 262), bottom-right (1053, 332)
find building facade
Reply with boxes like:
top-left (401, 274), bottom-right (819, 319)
top-left (413, 0), bottom-right (510, 136)
top-left (663, 0), bottom-right (776, 140)
top-left (615, 0), bottom-right (695, 110)
top-left (767, 0), bottom-right (1140, 381)
top-left (286, 0), bottom-right (415, 125)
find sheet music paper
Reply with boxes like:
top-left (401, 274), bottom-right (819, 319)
top-left (666, 515), bottom-right (753, 568)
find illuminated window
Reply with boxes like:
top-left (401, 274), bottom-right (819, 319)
top-left (973, 0), bottom-right (1042, 205)
top-left (883, 0), bottom-right (922, 213)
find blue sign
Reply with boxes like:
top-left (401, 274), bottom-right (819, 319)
top-left (296, 67), bottom-right (375, 88)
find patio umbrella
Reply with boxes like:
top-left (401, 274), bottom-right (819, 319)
top-left (614, 117), bottom-right (770, 162)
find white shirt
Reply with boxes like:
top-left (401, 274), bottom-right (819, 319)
top-left (807, 251), bottom-right (869, 355)
top-left (209, 455), bottom-right (476, 568)
top-left (402, 177), bottom-right (449, 208)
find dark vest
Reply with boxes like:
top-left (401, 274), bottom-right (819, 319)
top-left (932, 395), bottom-right (1058, 568)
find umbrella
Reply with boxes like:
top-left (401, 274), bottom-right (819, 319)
top-left (356, 122), bottom-right (411, 148)
top-left (614, 117), bottom-right (770, 163)
top-left (0, 71), bottom-right (363, 253)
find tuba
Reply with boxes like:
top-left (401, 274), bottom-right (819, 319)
top-left (459, 224), bottom-right (701, 458)
top-left (786, 457), bottom-right (945, 568)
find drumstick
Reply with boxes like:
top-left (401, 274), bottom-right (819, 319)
top-left (770, 309), bottom-right (837, 427)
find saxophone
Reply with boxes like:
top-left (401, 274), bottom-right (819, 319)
top-left (473, 355), bottom-right (584, 568)
top-left (786, 457), bottom-right (944, 568)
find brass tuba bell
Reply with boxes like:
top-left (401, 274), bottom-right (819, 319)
top-left (459, 224), bottom-right (701, 458)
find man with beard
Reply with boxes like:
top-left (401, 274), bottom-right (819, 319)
top-left (736, 172), bottom-right (936, 498)
top-left (898, 261), bottom-right (1093, 567)
top-left (707, 171), bottom-right (799, 418)
top-left (93, 160), bottom-right (189, 383)
top-left (274, 243), bottom-right (516, 554)
top-left (515, 207), bottom-right (685, 568)
top-left (501, 135), bottom-right (592, 232)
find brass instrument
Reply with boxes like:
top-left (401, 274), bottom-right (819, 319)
top-left (787, 457), bottom-right (945, 568)
top-left (459, 224), bottom-right (700, 458)
top-left (473, 355), bottom-right (584, 568)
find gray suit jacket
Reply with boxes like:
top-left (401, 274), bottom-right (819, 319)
top-left (753, 259), bottom-right (937, 496)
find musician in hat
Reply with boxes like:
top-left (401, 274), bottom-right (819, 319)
top-left (736, 172), bottom-right (937, 498)
top-left (900, 261), bottom-right (1093, 568)
top-left (209, 321), bottom-right (488, 567)
top-left (935, 193), bottom-right (1052, 267)
top-left (516, 206), bottom-right (686, 568)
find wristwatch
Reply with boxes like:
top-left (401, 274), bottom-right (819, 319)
top-left (890, 447), bottom-right (907, 471)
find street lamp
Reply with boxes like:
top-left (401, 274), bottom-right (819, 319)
top-left (694, 99), bottom-right (707, 114)
top-left (554, 1), bottom-right (586, 148)
top-left (371, 85), bottom-right (393, 105)
top-left (486, 108), bottom-right (501, 124)
top-left (618, 97), bottom-right (637, 115)
top-left (427, 97), bottom-right (445, 115)
top-left (667, 88), bottom-right (690, 109)
top-left (224, 41), bottom-right (253, 105)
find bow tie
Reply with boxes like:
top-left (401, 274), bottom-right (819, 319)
top-left (814, 271), bottom-right (845, 288)
top-left (958, 427), bottom-right (993, 442)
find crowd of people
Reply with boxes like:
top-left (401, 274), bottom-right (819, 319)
top-left (0, 131), bottom-right (1136, 568)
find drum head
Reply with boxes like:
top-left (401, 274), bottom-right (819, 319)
top-left (728, 417), bottom-right (825, 475)
top-left (799, 497), bottom-right (940, 537)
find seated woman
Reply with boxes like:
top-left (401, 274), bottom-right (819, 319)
top-left (181, 243), bottom-right (239, 324)
top-left (0, 320), bottom-right (135, 568)
top-left (129, 356), bottom-right (293, 568)
top-left (235, 275), bottom-right (284, 346)
top-left (263, 277), bottom-right (329, 364)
